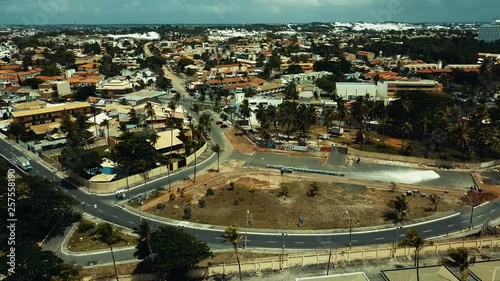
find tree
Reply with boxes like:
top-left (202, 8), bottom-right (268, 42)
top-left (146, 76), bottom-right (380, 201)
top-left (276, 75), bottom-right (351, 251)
top-left (22, 55), bottom-right (33, 70)
top-left (191, 103), bottom-right (202, 118)
top-left (0, 241), bottom-right (64, 281)
top-left (94, 223), bottom-right (123, 281)
top-left (283, 82), bottom-right (298, 101)
top-left (20, 78), bottom-right (43, 89)
top-left (40, 65), bottom-right (61, 76)
top-left (100, 119), bottom-right (110, 145)
top-left (428, 194), bottom-right (442, 212)
top-left (60, 147), bottom-right (102, 179)
top-left (74, 86), bottom-right (96, 101)
top-left (145, 102), bottom-right (156, 129)
top-left (400, 229), bottom-right (433, 281)
top-left (156, 76), bottom-right (172, 91)
top-left (389, 182), bottom-right (397, 192)
top-left (399, 121), bottom-right (413, 151)
top-left (383, 195), bottom-right (411, 224)
top-left (132, 220), bottom-right (153, 260)
top-left (287, 64), bottom-right (303, 74)
top-left (441, 248), bottom-right (476, 281)
top-left (222, 226), bottom-right (243, 281)
top-left (128, 109), bottom-right (140, 127)
top-left (306, 182), bottom-right (320, 197)
top-left (177, 57), bottom-right (194, 73)
top-left (150, 226), bottom-right (212, 280)
top-left (57, 262), bottom-right (82, 281)
top-left (211, 144), bottom-right (223, 172)
top-left (239, 99), bottom-right (252, 128)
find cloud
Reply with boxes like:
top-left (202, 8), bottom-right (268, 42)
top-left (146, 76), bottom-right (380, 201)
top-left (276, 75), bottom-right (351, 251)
top-left (0, 0), bottom-right (498, 24)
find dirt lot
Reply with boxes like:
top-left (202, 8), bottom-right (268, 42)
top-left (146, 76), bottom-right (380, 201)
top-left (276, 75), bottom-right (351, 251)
top-left (141, 164), bottom-right (474, 230)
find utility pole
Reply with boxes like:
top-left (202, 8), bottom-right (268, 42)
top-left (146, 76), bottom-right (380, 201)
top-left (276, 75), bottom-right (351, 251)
top-left (345, 211), bottom-right (352, 249)
top-left (244, 210), bottom-right (249, 248)
top-left (326, 239), bottom-right (336, 275)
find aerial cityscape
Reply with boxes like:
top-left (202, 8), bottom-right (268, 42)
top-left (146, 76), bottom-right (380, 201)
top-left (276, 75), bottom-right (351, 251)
top-left (0, 1), bottom-right (500, 281)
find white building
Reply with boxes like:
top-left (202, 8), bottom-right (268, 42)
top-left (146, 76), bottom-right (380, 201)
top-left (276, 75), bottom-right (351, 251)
top-left (281, 71), bottom-right (333, 84)
top-left (478, 20), bottom-right (500, 42)
top-left (336, 82), bottom-right (378, 101)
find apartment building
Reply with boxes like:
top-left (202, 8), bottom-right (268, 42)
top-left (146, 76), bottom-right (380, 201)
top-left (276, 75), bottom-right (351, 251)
top-left (478, 20), bottom-right (500, 42)
top-left (12, 102), bottom-right (91, 127)
top-left (281, 71), bottom-right (333, 84)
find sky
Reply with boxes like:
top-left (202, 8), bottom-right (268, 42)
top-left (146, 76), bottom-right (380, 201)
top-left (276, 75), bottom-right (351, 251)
top-left (0, 0), bottom-right (498, 25)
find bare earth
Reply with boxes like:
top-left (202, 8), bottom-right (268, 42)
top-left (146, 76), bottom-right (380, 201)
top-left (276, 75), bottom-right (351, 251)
top-left (138, 128), bottom-right (497, 230)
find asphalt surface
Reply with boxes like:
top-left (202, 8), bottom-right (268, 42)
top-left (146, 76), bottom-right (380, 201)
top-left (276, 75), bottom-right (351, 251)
top-left (1, 64), bottom-right (498, 265)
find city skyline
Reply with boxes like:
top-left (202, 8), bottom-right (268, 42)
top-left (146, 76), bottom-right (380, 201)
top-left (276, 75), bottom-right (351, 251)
top-left (0, 0), bottom-right (498, 25)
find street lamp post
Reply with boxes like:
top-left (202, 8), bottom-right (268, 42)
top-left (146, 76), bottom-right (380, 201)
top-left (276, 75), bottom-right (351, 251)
top-left (139, 201), bottom-right (144, 222)
top-left (394, 225), bottom-right (403, 257)
top-left (281, 233), bottom-right (287, 270)
top-left (465, 192), bottom-right (475, 230)
top-left (244, 210), bottom-right (249, 249)
top-left (345, 211), bottom-right (352, 249)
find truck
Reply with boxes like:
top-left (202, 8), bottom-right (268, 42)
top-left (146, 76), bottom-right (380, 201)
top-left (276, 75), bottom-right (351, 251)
top-left (16, 156), bottom-right (32, 172)
top-left (330, 127), bottom-right (344, 135)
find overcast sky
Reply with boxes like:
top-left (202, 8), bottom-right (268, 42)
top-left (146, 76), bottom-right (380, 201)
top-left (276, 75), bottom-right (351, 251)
top-left (0, 0), bottom-right (498, 25)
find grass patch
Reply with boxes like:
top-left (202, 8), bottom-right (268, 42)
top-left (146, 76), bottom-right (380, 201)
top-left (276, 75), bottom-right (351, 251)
top-left (150, 178), bottom-right (461, 230)
top-left (67, 220), bottom-right (138, 252)
top-left (91, 146), bottom-right (110, 158)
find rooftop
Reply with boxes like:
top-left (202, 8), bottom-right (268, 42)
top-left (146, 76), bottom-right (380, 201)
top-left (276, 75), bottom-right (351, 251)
top-left (381, 266), bottom-right (459, 281)
top-left (11, 102), bottom-right (90, 118)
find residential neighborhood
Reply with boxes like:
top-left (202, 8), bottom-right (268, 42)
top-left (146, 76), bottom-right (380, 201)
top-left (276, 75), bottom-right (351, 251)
top-left (0, 5), bottom-right (500, 281)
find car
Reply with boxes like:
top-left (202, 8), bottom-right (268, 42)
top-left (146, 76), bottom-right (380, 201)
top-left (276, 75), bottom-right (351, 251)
top-left (220, 124), bottom-right (228, 128)
top-left (216, 121), bottom-right (224, 125)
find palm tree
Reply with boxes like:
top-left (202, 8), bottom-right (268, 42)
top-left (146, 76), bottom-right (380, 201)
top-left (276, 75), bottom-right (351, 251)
top-left (222, 226), bottom-right (243, 281)
top-left (136, 159), bottom-right (149, 197)
top-left (132, 220), bottom-right (154, 260)
top-left (191, 139), bottom-right (199, 182)
top-left (211, 144), bottom-right (223, 171)
top-left (100, 119), bottom-right (110, 145)
top-left (239, 99), bottom-right (252, 128)
top-left (145, 102), bottom-right (156, 129)
top-left (441, 248), bottom-right (476, 281)
top-left (191, 103), bottom-right (201, 118)
top-left (428, 194), bottom-right (442, 212)
top-left (58, 263), bottom-right (82, 281)
top-left (383, 195), bottom-right (411, 224)
top-left (451, 121), bottom-right (471, 156)
top-left (95, 223), bottom-right (122, 281)
top-left (399, 121), bottom-right (413, 151)
top-left (400, 229), bottom-right (433, 281)
top-left (337, 99), bottom-right (350, 128)
top-left (128, 108), bottom-right (140, 128)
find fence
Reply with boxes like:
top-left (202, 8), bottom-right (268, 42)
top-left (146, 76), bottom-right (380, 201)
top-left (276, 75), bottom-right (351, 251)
top-left (68, 141), bottom-right (208, 193)
top-left (200, 238), bottom-right (500, 277)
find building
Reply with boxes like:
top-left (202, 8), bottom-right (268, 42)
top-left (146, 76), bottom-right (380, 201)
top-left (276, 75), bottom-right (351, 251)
top-left (336, 82), bottom-right (377, 101)
top-left (296, 272), bottom-right (370, 281)
top-left (467, 259), bottom-right (500, 281)
top-left (381, 266), bottom-right (459, 281)
top-left (97, 79), bottom-right (133, 94)
top-left (11, 102), bottom-right (91, 127)
top-left (478, 20), bottom-right (500, 42)
top-left (121, 89), bottom-right (167, 106)
top-left (281, 71), bottom-right (332, 85)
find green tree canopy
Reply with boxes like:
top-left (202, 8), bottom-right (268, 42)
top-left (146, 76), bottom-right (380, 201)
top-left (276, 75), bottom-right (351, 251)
top-left (60, 147), bottom-right (102, 179)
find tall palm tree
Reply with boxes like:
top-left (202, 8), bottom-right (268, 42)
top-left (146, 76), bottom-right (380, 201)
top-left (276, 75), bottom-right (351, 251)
top-left (428, 194), bottom-right (442, 212)
top-left (399, 121), bottom-right (413, 151)
top-left (211, 144), bottom-right (223, 171)
top-left (383, 195), bottom-right (411, 224)
top-left (95, 223), bottom-right (122, 281)
top-left (191, 139), bottom-right (199, 182)
top-left (145, 102), bottom-right (156, 129)
top-left (400, 229), bottom-right (433, 281)
top-left (136, 159), bottom-right (149, 197)
top-left (128, 108), bottom-right (140, 128)
top-left (239, 99), bottom-right (252, 128)
top-left (58, 263), bottom-right (82, 281)
top-left (100, 119), bottom-right (110, 145)
top-left (191, 103), bottom-right (201, 118)
top-left (222, 226), bottom-right (243, 281)
top-left (441, 248), bottom-right (476, 281)
top-left (132, 220), bottom-right (154, 260)
top-left (337, 99), bottom-right (350, 128)
top-left (451, 121), bottom-right (471, 155)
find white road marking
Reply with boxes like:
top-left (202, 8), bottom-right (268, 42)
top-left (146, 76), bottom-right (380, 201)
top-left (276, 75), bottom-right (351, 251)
top-left (351, 240), bottom-right (359, 243)
top-left (112, 215), bottom-right (118, 218)
top-left (477, 215), bottom-right (483, 218)
top-left (423, 230), bottom-right (432, 233)
top-left (448, 224), bottom-right (454, 227)
top-left (294, 242), bottom-right (305, 244)
top-left (72, 195), bottom-right (77, 198)
top-left (375, 237), bottom-right (384, 241)
top-left (214, 237), bottom-right (224, 240)
top-left (98, 209), bottom-right (103, 213)
top-left (128, 221), bottom-right (135, 224)
top-left (462, 220), bottom-right (468, 223)
top-left (267, 241), bottom-right (277, 243)
top-left (491, 210), bottom-right (496, 213)
top-left (63, 189), bottom-right (68, 192)
top-left (321, 241), bottom-right (331, 244)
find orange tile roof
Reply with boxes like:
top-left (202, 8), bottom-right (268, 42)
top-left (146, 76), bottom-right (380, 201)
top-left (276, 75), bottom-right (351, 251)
top-left (2, 86), bottom-right (21, 92)
top-left (35, 76), bottom-right (63, 81)
top-left (0, 69), bottom-right (16, 75)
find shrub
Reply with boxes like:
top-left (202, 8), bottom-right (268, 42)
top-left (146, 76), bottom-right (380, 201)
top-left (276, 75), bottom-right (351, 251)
top-left (306, 182), bottom-right (320, 197)
top-left (183, 206), bottom-right (192, 220)
top-left (198, 199), bottom-right (206, 208)
top-left (206, 188), bottom-right (215, 196)
top-left (249, 186), bottom-right (255, 193)
top-left (169, 193), bottom-right (176, 201)
top-left (78, 220), bottom-right (95, 233)
top-left (233, 199), bottom-right (239, 205)
top-left (278, 183), bottom-right (290, 197)
top-left (227, 181), bottom-right (236, 191)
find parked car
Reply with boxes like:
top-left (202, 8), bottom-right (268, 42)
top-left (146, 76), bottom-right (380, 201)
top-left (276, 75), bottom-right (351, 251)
top-left (216, 121), bottom-right (224, 125)
top-left (319, 134), bottom-right (330, 140)
top-left (220, 124), bottom-right (228, 128)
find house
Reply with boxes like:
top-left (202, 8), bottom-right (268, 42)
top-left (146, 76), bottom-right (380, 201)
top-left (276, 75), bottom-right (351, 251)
top-left (154, 129), bottom-right (184, 154)
top-left (467, 259), bottom-right (500, 281)
top-left (11, 102), bottom-right (91, 128)
top-left (97, 79), bottom-right (133, 95)
top-left (121, 90), bottom-right (167, 106)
